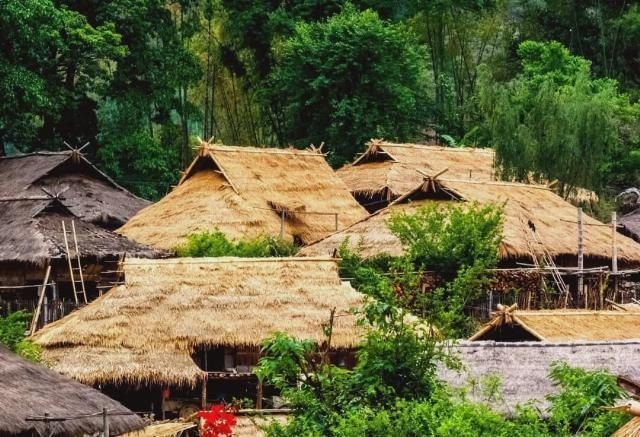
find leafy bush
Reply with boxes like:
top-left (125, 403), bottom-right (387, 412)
top-left (0, 310), bottom-right (41, 362)
top-left (176, 231), bottom-right (298, 257)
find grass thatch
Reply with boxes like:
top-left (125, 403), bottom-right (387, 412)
top-left (0, 345), bottom-right (144, 436)
top-left (470, 306), bottom-right (640, 341)
top-left (439, 340), bottom-right (640, 414)
top-left (338, 140), bottom-right (496, 200)
top-left (300, 177), bottom-right (640, 265)
top-left (613, 416), bottom-right (640, 437)
top-left (0, 198), bottom-right (158, 266)
top-left (34, 257), bottom-right (365, 386)
top-left (119, 144), bottom-right (368, 250)
top-left (0, 151), bottom-right (149, 229)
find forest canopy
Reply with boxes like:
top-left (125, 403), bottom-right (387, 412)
top-left (1, 1), bottom-right (639, 199)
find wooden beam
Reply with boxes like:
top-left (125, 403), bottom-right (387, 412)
top-left (29, 265), bottom-right (51, 336)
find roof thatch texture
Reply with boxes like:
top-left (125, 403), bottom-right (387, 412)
top-left (470, 306), bottom-right (640, 341)
top-left (614, 416), bottom-right (640, 437)
top-left (0, 199), bottom-right (158, 266)
top-left (337, 140), bottom-right (496, 199)
top-left (0, 346), bottom-right (144, 436)
top-left (620, 209), bottom-right (640, 244)
top-left (438, 340), bottom-right (640, 414)
top-left (34, 257), bottom-right (365, 386)
top-left (0, 151), bottom-right (149, 228)
top-left (119, 144), bottom-right (368, 250)
top-left (299, 177), bottom-right (640, 265)
top-left (234, 414), bottom-right (289, 436)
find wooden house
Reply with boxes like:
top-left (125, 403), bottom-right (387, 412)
top-left (33, 257), bottom-right (365, 418)
top-left (0, 197), bottom-right (158, 323)
top-left (0, 150), bottom-right (149, 230)
top-left (300, 176), bottom-right (640, 268)
top-left (118, 144), bottom-right (368, 250)
top-left (0, 345), bottom-right (144, 436)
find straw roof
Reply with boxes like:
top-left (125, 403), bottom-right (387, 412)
top-left (337, 140), bottom-right (496, 200)
top-left (0, 346), bottom-right (144, 436)
top-left (0, 151), bottom-right (149, 229)
top-left (470, 306), bottom-right (640, 342)
top-left (34, 257), bottom-right (365, 386)
top-left (300, 177), bottom-right (640, 265)
top-left (614, 417), bottom-right (640, 437)
top-left (620, 209), bottom-right (640, 244)
top-left (119, 144), bottom-right (368, 250)
top-left (234, 414), bottom-right (289, 436)
top-left (439, 340), bottom-right (640, 414)
top-left (0, 198), bottom-right (158, 266)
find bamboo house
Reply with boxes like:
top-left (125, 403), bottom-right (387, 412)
top-left (337, 140), bottom-right (497, 212)
top-left (118, 144), bottom-right (368, 250)
top-left (0, 345), bottom-right (144, 436)
top-left (0, 150), bottom-right (149, 230)
top-left (300, 176), bottom-right (640, 268)
top-left (0, 197), bottom-right (158, 324)
top-left (33, 257), bottom-right (365, 417)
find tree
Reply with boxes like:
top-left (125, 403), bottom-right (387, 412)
top-left (266, 5), bottom-right (432, 165)
top-left (476, 40), bottom-right (639, 195)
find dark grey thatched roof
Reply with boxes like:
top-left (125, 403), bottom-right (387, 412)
top-left (0, 151), bottom-right (149, 229)
top-left (620, 209), bottom-right (640, 243)
top-left (0, 198), bottom-right (158, 265)
top-left (0, 346), bottom-right (144, 436)
top-left (439, 340), bottom-right (640, 415)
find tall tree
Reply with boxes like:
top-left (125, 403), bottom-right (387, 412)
top-left (266, 6), bottom-right (432, 165)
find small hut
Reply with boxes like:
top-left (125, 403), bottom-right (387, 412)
top-left (0, 345), bottom-right (144, 436)
top-left (0, 150), bottom-right (149, 230)
top-left (0, 197), bottom-right (158, 323)
top-left (118, 144), bottom-right (368, 250)
top-left (337, 140), bottom-right (496, 211)
top-left (469, 305), bottom-right (640, 342)
top-left (300, 177), bottom-right (640, 268)
top-left (33, 257), bottom-right (365, 417)
top-left (438, 340), bottom-right (640, 413)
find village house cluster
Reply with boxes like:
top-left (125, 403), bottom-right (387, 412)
top-left (2, 140), bottom-right (640, 435)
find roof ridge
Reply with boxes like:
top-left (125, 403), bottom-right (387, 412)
top-left (205, 145), bottom-right (322, 157)
top-left (126, 256), bottom-right (338, 265)
top-left (0, 151), bottom-right (72, 160)
top-left (440, 177), bottom-right (551, 191)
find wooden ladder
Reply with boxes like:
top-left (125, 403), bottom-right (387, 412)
top-left (520, 215), bottom-right (570, 306)
top-left (62, 220), bottom-right (87, 305)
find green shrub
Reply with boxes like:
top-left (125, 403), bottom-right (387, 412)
top-left (0, 310), bottom-right (41, 362)
top-left (176, 231), bottom-right (298, 257)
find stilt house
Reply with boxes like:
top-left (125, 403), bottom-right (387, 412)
top-left (33, 257), bottom-right (365, 418)
top-left (118, 144), bottom-right (368, 250)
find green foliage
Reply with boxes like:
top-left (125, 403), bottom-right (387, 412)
top-left (0, 311), bottom-right (41, 362)
top-left (176, 231), bottom-right (298, 257)
top-left (477, 40), bottom-right (640, 194)
top-left (546, 362), bottom-right (630, 436)
top-left (267, 5), bottom-right (432, 165)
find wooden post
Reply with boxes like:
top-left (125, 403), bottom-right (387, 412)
top-left (62, 222), bottom-right (79, 305)
top-left (29, 265), bottom-right (51, 335)
top-left (201, 376), bottom-right (208, 409)
top-left (612, 211), bottom-right (619, 300)
top-left (577, 208), bottom-right (584, 307)
top-left (334, 213), bottom-right (338, 231)
top-left (102, 407), bottom-right (109, 437)
top-left (256, 381), bottom-right (263, 410)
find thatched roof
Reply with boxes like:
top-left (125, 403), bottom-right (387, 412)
top-left (299, 177), bottom-right (640, 265)
top-left (470, 306), bottom-right (640, 342)
top-left (0, 198), bottom-right (158, 266)
top-left (337, 140), bottom-right (496, 201)
top-left (0, 151), bottom-right (149, 229)
top-left (438, 340), bottom-right (640, 414)
top-left (118, 145), bottom-right (368, 250)
top-left (614, 417), bottom-right (640, 437)
top-left (619, 209), bottom-right (640, 244)
top-left (34, 257), bottom-right (365, 386)
top-left (0, 346), bottom-right (144, 436)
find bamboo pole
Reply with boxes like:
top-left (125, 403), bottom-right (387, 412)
top-left (612, 211), bottom-right (619, 301)
top-left (29, 265), bottom-right (51, 335)
top-left (577, 208), bottom-right (584, 308)
top-left (62, 222), bottom-right (78, 305)
top-left (102, 407), bottom-right (109, 437)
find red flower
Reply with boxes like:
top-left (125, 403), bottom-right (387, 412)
top-left (198, 404), bottom-right (237, 437)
